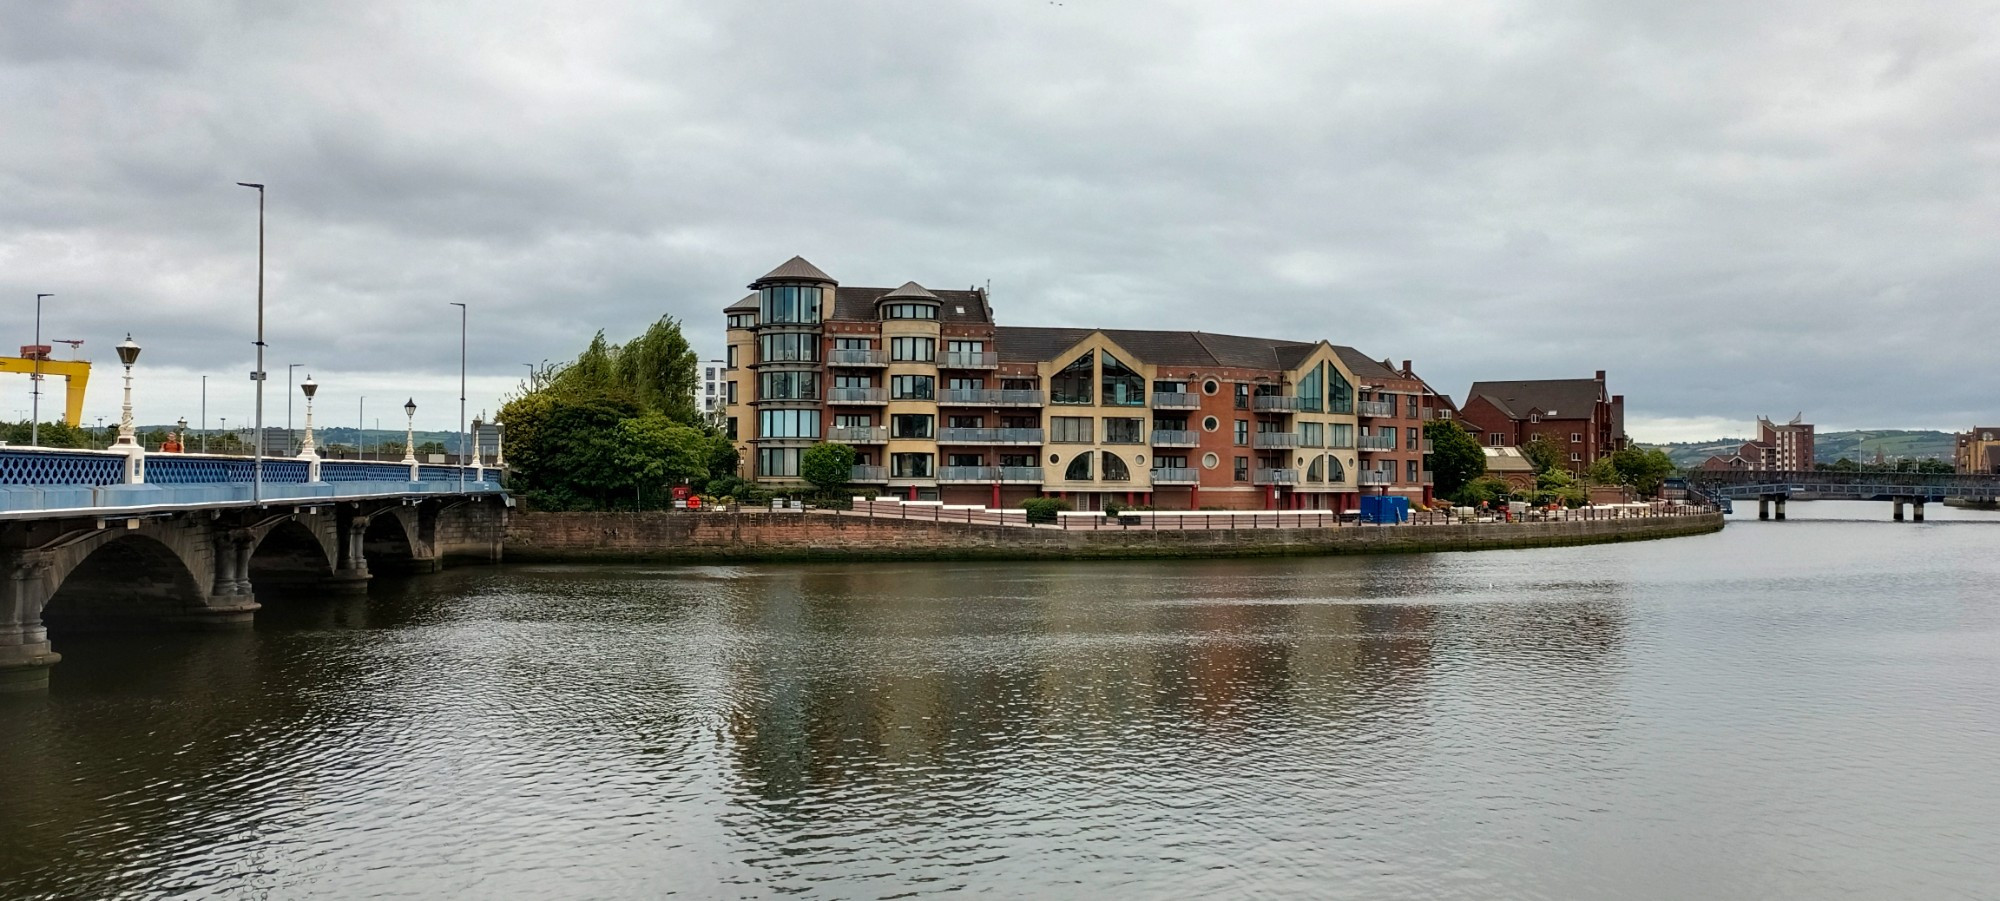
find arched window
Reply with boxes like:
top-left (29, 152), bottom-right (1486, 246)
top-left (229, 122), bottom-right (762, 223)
top-left (1100, 351), bottom-right (1144, 407)
top-left (1051, 354), bottom-right (1094, 405)
top-left (1328, 367), bottom-right (1353, 414)
top-left (1307, 455), bottom-right (1326, 482)
top-left (1102, 452), bottom-right (1130, 481)
top-left (1065, 453), bottom-right (1092, 480)
top-left (1325, 455), bottom-right (1345, 482)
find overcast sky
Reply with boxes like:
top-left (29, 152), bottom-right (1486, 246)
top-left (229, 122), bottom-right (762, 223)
top-left (4, 1), bottom-right (1996, 442)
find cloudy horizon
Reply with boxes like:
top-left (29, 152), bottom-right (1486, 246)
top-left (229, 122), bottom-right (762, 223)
top-left (5, 1), bottom-right (1996, 444)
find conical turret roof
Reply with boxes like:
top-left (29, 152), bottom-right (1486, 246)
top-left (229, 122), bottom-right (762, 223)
top-left (879, 281), bottom-right (939, 301)
top-left (751, 255), bottom-right (835, 286)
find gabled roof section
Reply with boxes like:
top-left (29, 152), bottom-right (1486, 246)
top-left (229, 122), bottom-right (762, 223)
top-left (829, 287), bottom-right (991, 323)
top-left (880, 281), bottom-right (939, 301)
top-left (1466, 378), bottom-right (1606, 420)
top-left (751, 255), bottom-right (835, 286)
top-left (1331, 346), bottom-right (1400, 382)
top-left (724, 293), bottom-right (757, 313)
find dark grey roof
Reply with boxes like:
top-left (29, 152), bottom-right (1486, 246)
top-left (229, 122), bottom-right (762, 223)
top-left (830, 287), bottom-right (991, 323)
top-left (879, 281), bottom-right (939, 301)
top-left (992, 327), bottom-right (1355, 371)
top-left (1466, 378), bottom-right (1607, 420)
top-left (751, 255), bottom-right (835, 286)
top-left (1331, 346), bottom-right (1400, 382)
top-left (724, 293), bottom-right (757, 313)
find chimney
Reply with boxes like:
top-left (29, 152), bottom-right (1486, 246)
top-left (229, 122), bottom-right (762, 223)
top-left (1401, 359), bottom-right (1412, 375)
top-left (1613, 394), bottom-right (1623, 405)
top-left (1594, 370), bottom-right (1606, 382)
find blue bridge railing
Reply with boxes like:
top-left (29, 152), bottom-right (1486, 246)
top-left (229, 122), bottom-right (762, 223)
top-left (0, 447), bottom-right (502, 514)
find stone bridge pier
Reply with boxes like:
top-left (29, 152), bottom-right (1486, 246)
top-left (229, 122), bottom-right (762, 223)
top-left (0, 495), bottom-right (506, 691)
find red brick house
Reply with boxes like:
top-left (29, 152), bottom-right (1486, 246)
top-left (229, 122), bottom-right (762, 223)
top-left (1458, 371), bottom-right (1628, 476)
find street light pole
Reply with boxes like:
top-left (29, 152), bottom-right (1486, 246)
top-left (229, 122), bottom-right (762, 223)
top-left (31, 293), bottom-right (51, 446)
top-left (236, 182), bottom-right (267, 504)
top-left (451, 301), bottom-right (466, 492)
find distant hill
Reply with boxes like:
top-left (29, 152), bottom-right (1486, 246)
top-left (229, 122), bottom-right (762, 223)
top-left (1649, 429), bottom-right (1956, 468)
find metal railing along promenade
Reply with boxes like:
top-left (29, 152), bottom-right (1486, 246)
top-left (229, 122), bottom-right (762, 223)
top-left (843, 497), bottom-right (1718, 531)
top-left (1685, 469), bottom-right (2000, 501)
top-left (0, 447), bottom-right (500, 515)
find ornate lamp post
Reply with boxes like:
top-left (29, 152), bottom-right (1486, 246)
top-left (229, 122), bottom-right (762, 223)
top-left (297, 375), bottom-right (319, 458)
top-left (493, 421), bottom-right (505, 468)
top-left (111, 334), bottom-right (144, 483)
top-left (402, 397), bottom-right (418, 480)
top-left (176, 417), bottom-right (188, 453)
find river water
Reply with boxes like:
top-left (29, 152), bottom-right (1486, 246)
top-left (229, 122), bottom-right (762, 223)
top-left (2, 501), bottom-right (1997, 899)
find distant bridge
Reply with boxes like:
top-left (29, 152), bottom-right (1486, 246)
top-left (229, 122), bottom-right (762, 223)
top-left (1684, 469), bottom-right (2000, 521)
top-left (0, 446), bottom-right (507, 691)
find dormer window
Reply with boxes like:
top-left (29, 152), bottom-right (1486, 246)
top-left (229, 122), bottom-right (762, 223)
top-left (881, 303), bottom-right (937, 320)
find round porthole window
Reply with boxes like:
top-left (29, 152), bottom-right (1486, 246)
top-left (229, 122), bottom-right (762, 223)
top-left (1135, 454), bottom-right (1146, 464)
top-left (1202, 379), bottom-right (1220, 395)
top-left (1202, 416), bottom-right (1220, 432)
top-left (1049, 453), bottom-right (1061, 464)
top-left (1202, 453), bottom-right (1219, 470)
top-left (1296, 456), bottom-right (1305, 466)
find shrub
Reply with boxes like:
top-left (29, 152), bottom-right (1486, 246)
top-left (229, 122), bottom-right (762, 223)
top-left (1021, 497), bottom-right (1071, 523)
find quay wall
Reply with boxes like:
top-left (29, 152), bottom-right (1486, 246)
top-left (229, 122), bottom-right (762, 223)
top-left (504, 511), bottom-right (1725, 563)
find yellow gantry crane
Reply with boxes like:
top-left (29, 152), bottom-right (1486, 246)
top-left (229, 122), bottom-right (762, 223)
top-left (0, 340), bottom-right (90, 425)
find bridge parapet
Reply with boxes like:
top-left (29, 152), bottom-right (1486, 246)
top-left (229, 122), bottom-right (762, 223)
top-left (0, 446), bottom-right (502, 517)
top-left (1685, 468), bottom-right (2000, 501)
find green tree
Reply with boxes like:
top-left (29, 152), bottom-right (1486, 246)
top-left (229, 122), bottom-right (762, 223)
top-left (1423, 420), bottom-right (1486, 497)
top-left (1588, 447), bottom-right (1677, 496)
top-left (614, 413), bottom-right (716, 506)
top-left (1520, 434), bottom-right (1563, 475)
top-left (612, 317), bottom-right (701, 424)
top-left (799, 442), bottom-right (857, 496)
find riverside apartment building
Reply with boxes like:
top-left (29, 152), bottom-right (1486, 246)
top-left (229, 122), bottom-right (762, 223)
top-left (721, 257), bottom-right (1442, 511)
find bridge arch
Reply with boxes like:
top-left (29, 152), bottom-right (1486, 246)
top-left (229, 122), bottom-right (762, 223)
top-left (42, 532), bottom-right (211, 632)
top-left (247, 517), bottom-right (337, 586)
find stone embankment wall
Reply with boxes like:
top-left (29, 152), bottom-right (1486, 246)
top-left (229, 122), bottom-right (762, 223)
top-left (504, 510), bottom-right (1724, 563)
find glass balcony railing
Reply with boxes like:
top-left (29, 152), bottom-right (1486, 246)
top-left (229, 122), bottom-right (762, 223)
top-left (1358, 400), bottom-right (1396, 417)
top-left (1151, 392), bottom-right (1201, 410)
top-left (827, 349), bottom-right (888, 366)
top-left (826, 388), bottom-right (887, 404)
top-left (849, 465), bottom-right (887, 482)
top-left (1359, 471), bottom-right (1394, 485)
top-left (937, 428), bottom-right (1044, 445)
top-left (1253, 433), bottom-right (1299, 449)
top-left (999, 466), bottom-right (1044, 482)
top-left (1151, 430), bottom-right (1200, 447)
top-left (938, 388), bottom-right (1045, 406)
top-left (1358, 434), bottom-right (1397, 451)
top-left (829, 426), bottom-right (884, 443)
top-left (1252, 468), bottom-right (1299, 485)
top-left (938, 466), bottom-right (998, 483)
top-left (1251, 395), bottom-right (1305, 412)
top-left (1150, 467), bottom-right (1200, 484)
top-left (941, 351), bottom-right (999, 369)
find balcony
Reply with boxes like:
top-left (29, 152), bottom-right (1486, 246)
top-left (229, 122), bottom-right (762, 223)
top-left (1425, 408), bottom-right (1453, 420)
top-left (827, 348), bottom-right (888, 367)
top-left (1358, 400), bottom-right (1396, 418)
top-left (939, 388), bottom-right (1045, 406)
top-left (1151, 429), bottom-right (1199, 447)
top-left (1253, 468), bottom-right (1299, 486)
top-left (939, 466), bottom-right (999, 483)
top-left (829, 426), bottom-right (884, 444)
top-left (999, 466), bottom-right (1044, 483)
top-left (1150, 467), bottom-right (1200, 484)
top-left (938, 427), bottom-right (1044, 445)
top-left (1253, 433), bottom-right (1299, 450)
top-left (826, 388), bottom-right (887, 405)
top-left (941, 351), bottom-right (999, 369)
top-left (1251, 395), bottom-right (1305, 412)
top-left (849, 465), bottom-right (887, 482)
top-left (1358, 434), bottom-right (1396, 451)
top-left (1360, 471), bottom-right (1394, 486)
top-left (1151, 392), bottom-right (1201, 410)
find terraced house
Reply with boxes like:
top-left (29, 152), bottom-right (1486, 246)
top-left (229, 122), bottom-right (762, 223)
top-left (723, 257), bottom-right (1444, 510)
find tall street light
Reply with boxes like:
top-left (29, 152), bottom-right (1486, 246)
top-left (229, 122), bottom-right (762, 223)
top-left (402, 397), bottom-right (418, 478)
top-left (31, 293), bottom-right (51, 445)
top-left (450, 301), bottom-right (466, 493)
top-left (237, 181), bottom-right (268, 503)
top-left (113, 335), bottom-right (141, 445)
top-left (297, 374), bottom-right (318, 458)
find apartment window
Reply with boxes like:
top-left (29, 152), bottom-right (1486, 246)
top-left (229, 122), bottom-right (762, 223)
top-left (1329, 423), bottom-right (1353, 447)
top-left (1379, 460), bottom-right (1396, 483)
top-left (892, 453), bottom-right (934, 477)
top-left (1381, 426), bottom-right (1397, 445)
top-left (1296, 366), bottom-right (1324, 413)
top-left (1407, 460), bottom-right (1419, 481)
top-left (1234, 419), bottom-right (1249, 446)
top-left (758, 409), bottom-right (821, 439)
top-left (889, 336), bottom-right (936, 362)
top-left (1572, 432), bottom-right (1582, 443)
top-left (758, 332), bottom-right (817, 363)
top-left (1102, 453), bottom-right (1131, 481)
top-left (728, 313), bottom-right (756, 329)
top-left (834, 374), bottom-right (873, 389)
top-left (725, 346), bottom-right (738, 369)
top-left (1233, 456), bottom-right (1249, 482)
top-left (758, 285), bottom-right (822, 324)
top-left (1234, 383), bottom-right (1250, 409)
top-left (1100, 352), bottom-right (1145, 406)
top-left (1050, 416), bottom-right (1093, 443)
top-left (1407, 395), bottom-right (1420, 417)
top-left (1299, 422), bottom-right (1323, 446)
top-left (1329, 369), bottom-right (1353, 414)
top-left (1571, 452), bottom-right (1582, 462)
top-left (758, 371), bottom-right (818, 401)
top-left (835, 414), bottom-right (871, 430)
top-left (758, 447), bottom-right (801, 477)
top-left (1104, 417), bottom-right (1143, 444)
top-left (1490, 433), bottom-right (1505, 446)
top-left (1406, 430), bottom-right (1420, 450)
top-left (1001, 415), bottom-right (1037, 429)
top-left (881, 303), bottom-right (937, 320)
top-left (1000, 454), bottom-right (1034, 468)
top-left (948, 454), bottom-right (984, 467)
top-left (947, 377), bottom-right (984, 391)
top-left (725, 382), bottom-right (737, 405)
top-left (948, 415), bottom-right (983, 429)
top-left (726, 417), bottom-right (738, 440)
top-left (1155, 416), bottom-right (1189, 432)
top-left (891, 375), bottom-right (935, 400)
top-left (1002, 378), bottom-right (1037, 391)
top-left (1051, 353), bottom-right (1094, 404)
top-left (1065, 454), bottom-right (1092, 480)
top-left (890, 414), bottom-right (934, 439)
top-left (834, 337), bottom-right (872, 350)
top-left (1154, 455), bottom-right (1188, 469)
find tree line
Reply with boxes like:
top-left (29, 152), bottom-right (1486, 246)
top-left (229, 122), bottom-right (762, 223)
top-left (1423, 421), bottom-right (1677, 508)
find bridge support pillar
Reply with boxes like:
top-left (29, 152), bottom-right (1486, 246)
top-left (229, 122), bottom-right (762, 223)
top-left (1758, 496), bottom-right (1770, 520)
top-left (1774, 496), bottom-right (1786, 521)
top-left (0, 554), bottom-right (59, 692)
top-left (327, 510), bottom-right (373, 595)
top-left (1913, 500), bottom-right (1926, 522)
top-left (1893, 498), bottom-right (1906, 522)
